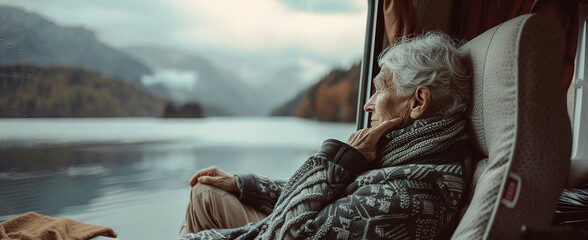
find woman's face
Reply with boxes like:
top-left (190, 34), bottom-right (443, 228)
top-left (364, 67), bottom-right (411, 127)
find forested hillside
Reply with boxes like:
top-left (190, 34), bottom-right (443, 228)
top-left (0, 64), bottom-right (167, 117)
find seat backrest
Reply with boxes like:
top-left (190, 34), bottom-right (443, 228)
top-left (452, 14), bottom-right (572, 240)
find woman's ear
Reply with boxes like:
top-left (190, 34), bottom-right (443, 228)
top-left (409, 86), bottom-right (430, 119)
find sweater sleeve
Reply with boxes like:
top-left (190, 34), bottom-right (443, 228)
top-left (235, 174), bottom-right (287, 215)
top-left (261, 139), bottom-right (370, 240)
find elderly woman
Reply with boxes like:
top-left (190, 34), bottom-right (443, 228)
top-left (179, 31), bottom-right (472, 240)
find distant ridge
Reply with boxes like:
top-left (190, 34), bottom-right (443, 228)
top-left (0, 6), bottom-right (151, 84)
top-left (272, 62), bottom-right (360, 122)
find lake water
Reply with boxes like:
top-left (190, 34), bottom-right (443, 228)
top-left (0, 117), bottom-right (355, 239)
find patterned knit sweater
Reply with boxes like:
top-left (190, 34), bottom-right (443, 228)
top-left (180, 115), bottom-right (468, 240)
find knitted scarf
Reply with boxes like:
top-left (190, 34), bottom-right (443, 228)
top-left (377, 113), bottom-right (468, 167)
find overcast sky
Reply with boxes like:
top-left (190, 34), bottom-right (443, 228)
top-left (0, 0), bottom-right (367, 86)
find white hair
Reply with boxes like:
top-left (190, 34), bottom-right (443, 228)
top-left (378, 31), bottom-right (471, 115)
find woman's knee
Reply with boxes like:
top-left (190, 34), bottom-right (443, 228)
top-left (186, 183), bottom-right (266, 231)
top-left (192, 182), bottom-right (217, 195)
top-left (190, 183), bottom-right (233, 206)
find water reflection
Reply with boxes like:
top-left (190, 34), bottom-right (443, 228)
top-left (0, 117), bottom-right (354, 238)
top-left (0, 143), bottom-right (313, 215)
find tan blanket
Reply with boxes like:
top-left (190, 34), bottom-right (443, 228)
top-left (0, 212), bottom-right (117, 240)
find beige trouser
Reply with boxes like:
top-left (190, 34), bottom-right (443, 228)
top-left (178, 183), bottom-right (268, 237)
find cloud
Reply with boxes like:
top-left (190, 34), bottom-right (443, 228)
top-left (0, 0), bottom-right (366, 60)
top-left (171, 0), bottom-right (366, 60)
top-left (0, 0), bottom-right (367, 86)
top-left (141, 69), bottom-right (199, 90)
top-left (279, 0), bottom-right (364, 13)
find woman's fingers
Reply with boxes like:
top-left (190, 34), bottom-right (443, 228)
top-left (197, 176), bottom-right (219, 185)
top-left (347, 132), bottom-right (357, 143)
top-left (367, 118), bottom-right (402, 142)
top-left (189, 166), bottom-right (220, 186)
top-left (189, 167), bottom-right (239, 193)
top-left (198, 175), bottom-right (239, 193)
top-left (347, 118), bottom-right (402, 161)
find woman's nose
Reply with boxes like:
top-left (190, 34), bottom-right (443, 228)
top-left (363, 95), bottom-right (375, 112)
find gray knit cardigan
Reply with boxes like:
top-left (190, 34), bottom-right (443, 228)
top-left (180, 116), bottom-right (468, 240)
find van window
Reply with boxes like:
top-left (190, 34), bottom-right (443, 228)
top-left (0, 1), bottom-right (366, 238)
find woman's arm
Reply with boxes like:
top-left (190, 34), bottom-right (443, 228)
top-left (235, 174), bottom-right (286, 215)
top-left (234, 119), bottom-right (401, 215)
top-left (260, 120), bottom-right (403, 239)
top-left (261, 139), bottom-right (370, 239)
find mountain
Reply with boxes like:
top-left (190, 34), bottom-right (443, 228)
top-left (251, 64), bottom-right (312, 114)
top-left (272, 62), bottom-right (361, 122)
top-left (123, 46), bottom-right (264, 116)
top-left (0, 64), bottom-right (167, 117)
top-left (0, 6), bottom-right (151, 84)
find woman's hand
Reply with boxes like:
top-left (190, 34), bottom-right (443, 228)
top-left (347, 118), bottom-right (402, 162)
top-left (189, 166), bottom-right (239, 194)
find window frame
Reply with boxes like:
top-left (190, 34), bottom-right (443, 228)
top-left (356, 0), bottom-right (385, 130)
top-left (572, 9), bottom-right (588, 161)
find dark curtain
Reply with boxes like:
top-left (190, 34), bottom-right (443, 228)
top-left (383, 0), bottom-right (419, 44)
top-left (383, 0), bottom-right (579, 94)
